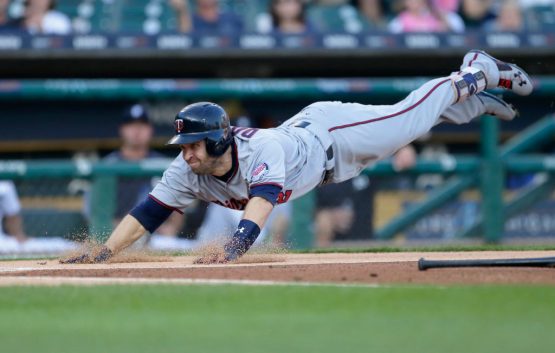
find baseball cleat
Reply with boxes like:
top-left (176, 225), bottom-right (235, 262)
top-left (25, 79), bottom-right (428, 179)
top-left (461, 50), bottom-right (533, 96)
top-left (477, 92), bottom-right (518, 121)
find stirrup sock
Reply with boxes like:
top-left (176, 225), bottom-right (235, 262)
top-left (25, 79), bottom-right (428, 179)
top-left (451, 67), bottom-right (487, 103)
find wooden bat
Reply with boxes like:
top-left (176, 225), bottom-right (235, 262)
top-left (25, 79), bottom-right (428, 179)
top-left (418, 256), bottom-right (555, 271)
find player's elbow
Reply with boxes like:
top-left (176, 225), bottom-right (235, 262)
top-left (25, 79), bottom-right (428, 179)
top-left (129, 196), bottom-right (175, 233)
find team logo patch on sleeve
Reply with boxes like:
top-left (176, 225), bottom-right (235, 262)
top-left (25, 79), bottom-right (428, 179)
top-left (250, 163), bottom-right (269, 183)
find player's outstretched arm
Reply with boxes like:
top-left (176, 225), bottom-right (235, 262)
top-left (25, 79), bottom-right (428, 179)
top-left (105, 215), bottom-right (147, 254)
top-left (194, 196), bottom-right (274, 264)
top-left (60, 215), bottom-right (147, 264)
top-left (60, 195), bottom-right (174, 264)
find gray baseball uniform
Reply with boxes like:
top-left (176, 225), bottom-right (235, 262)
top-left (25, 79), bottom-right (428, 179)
top-left (150, 76), bottom-right (482, 211)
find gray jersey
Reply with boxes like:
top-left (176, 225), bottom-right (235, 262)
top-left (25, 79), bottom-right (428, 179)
top-left (151, 76), bottom-right (486, 212)
top-left (150, 126), bottom-right (327, 211)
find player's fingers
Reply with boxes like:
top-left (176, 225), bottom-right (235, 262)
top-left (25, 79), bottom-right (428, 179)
top-left (193, 255), bottom-right (213, 264)
top-left (92, 246), bottom-right (113, 263)
top-left (59, 253), bottom-right (90, 264)
top-left (216, 254), bottom-right (229, 264)
top-left (194, 253), bottom-right (222, 264)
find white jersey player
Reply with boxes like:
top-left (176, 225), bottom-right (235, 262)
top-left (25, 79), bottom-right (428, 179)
top-left (0, 181), bottom-right (24, 240)
top-left (61, 50), bottom-right (533, 264)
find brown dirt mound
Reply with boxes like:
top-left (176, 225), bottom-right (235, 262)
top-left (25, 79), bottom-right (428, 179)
top-left (1, 251), bottom-right (555, 286)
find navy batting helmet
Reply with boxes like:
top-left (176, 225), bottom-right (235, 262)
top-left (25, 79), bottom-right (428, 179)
top-left (167, 102), bottom-right (233, 157)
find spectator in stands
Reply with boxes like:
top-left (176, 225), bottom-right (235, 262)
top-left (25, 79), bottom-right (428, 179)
top-left (0, 0), bottom-right (10, 27)
top-left (459, 0), bottom-right (496, 30)
top-left (352, 0), bottom-right (388, 30)
top-left (388, 0), bottom-right (465, 33)
top-left (257, 0), bottom-right (315, 34)
top-left (3, 0), bottom-right (71, 34)
top-left (316, 0), bottom-right (349, 4)
top-left (433, 0), bottom-right (460, 12)
top-left (0, 181), bottom-right (27, 245)
top-left (95, 104), bottom-right (183, 237)
top-left (271, 0), bottom-right (314, 34)
top-left (170, 0), bottom-right (243, 33)
top-left (483, 0), bottom-right (525, 31)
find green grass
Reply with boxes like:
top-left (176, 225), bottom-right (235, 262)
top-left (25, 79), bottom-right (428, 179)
top-left (0, 284), bottom-right (554, 353)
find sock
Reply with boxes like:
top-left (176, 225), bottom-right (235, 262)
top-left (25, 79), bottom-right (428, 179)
top-left (450, 67), bottom-right (488, 103)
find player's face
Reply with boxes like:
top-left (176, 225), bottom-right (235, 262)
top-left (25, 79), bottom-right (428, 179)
top-left (180, 140), bottom-right (219, 175)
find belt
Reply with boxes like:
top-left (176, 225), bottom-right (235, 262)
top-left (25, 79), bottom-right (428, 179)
top-left (291, 121), bottom-right (335, 185)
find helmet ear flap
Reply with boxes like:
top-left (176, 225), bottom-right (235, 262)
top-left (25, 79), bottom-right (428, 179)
top-left (205, 127), bottom-right (233, 157)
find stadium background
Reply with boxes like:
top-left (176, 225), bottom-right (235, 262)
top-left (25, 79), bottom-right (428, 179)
top-left (1, 2), bottom-right (555, 353)
top-left (1, 0), bottom-right (555, 253)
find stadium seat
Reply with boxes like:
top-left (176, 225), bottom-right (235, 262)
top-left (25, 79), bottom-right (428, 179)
top-left (117, 0), bottom-right (150, 33)
top-left (250, 2), bottom-right (270, 33)
top-left (525, 5), bottom-right (555, 30)
top-left (307, 4), bottom-right (364, 33)
top-left (55, 0), bottom-right (119, 33)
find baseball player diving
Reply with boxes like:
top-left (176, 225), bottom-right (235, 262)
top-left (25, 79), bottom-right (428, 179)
top-left (61, 50), bottom-right (533, 264)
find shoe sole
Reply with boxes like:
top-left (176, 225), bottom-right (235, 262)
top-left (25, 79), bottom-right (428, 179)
top-left (477, 92), bottom-right (518, 121)
top-left (465, 50), bottom-right (533, 96)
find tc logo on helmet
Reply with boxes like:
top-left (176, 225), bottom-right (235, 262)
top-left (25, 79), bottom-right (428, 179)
top-left (175, 119), bottom-right (184, 133)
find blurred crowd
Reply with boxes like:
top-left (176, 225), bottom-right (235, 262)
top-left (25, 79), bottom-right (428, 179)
top-left (0, 0), bottom-right (553, 35)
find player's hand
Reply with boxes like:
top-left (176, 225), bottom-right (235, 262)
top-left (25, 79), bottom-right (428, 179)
top-left (59, 245), bottom-right (113, 264)
top-left (193, 251), bottom-right (229, 264)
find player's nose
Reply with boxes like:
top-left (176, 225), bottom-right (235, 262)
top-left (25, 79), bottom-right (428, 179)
top-left (181, 145), bottom-right (193, 160)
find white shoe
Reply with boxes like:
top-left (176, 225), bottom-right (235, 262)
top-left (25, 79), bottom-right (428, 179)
top-left (477, 92), bottom-right (518, 121)
top-left (461, 50), bottom-right (533, 96)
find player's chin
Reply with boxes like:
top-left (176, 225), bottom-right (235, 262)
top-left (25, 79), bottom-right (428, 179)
top-left (187, 161), bottom-right (200, 170)
top-left (190, 165), bottom-right (208, 175)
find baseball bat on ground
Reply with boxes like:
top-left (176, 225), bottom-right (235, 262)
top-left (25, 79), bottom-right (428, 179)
top-left (418, 256), bottom-right (555, 271)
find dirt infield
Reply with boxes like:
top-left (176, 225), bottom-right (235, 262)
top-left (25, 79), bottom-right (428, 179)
top-left (1, 251), bottom-right (555, 286)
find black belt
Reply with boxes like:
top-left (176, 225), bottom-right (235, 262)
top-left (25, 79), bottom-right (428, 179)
top-left (322, 146), bottom-right (335, 185)
top-left (293, 121), bottom-right (335, 186)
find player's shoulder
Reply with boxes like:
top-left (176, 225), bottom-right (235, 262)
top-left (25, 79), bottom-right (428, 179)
top-left (233, 126), bottom-right (283, 147)
top-left (236, 135), bottom-right (285, 167)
